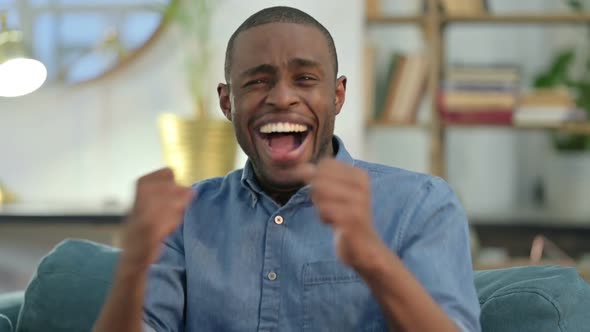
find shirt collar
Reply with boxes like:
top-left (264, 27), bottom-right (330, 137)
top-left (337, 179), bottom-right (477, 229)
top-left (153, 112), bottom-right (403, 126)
top-left (240, 135), bottom-right (354, 202)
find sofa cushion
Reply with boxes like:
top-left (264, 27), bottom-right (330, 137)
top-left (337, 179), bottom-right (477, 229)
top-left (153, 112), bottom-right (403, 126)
top-left (0, 291), bottom-right (23, 329)
top-left (16, 239), bottom-right (120, 332)
top-left (0, 313), bottom-right (13, 332)
top-left (475, 265), bottom-right (590, 332)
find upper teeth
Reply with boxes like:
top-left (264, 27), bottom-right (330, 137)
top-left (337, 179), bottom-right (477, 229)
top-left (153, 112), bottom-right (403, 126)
top-left (259, 122), bottom-right (308, 134)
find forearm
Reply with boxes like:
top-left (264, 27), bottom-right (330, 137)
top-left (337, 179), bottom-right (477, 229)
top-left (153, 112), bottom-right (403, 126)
top-left (357, 243), bottom-right (459, 332)
top-left (92, 259), bottom-right (148, 332)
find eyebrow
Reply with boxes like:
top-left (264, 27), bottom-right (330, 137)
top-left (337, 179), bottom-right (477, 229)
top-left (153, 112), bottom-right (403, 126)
top-left (239, 64), bottom-right (277, 79)
top-left (239, 58), bottom-right (324, 80)
top-left (288, 58), bottom-right (322, 71)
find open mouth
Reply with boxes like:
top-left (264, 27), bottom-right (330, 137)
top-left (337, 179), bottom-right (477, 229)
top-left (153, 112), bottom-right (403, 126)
top-left (257, 122), bottom-right (311, 163)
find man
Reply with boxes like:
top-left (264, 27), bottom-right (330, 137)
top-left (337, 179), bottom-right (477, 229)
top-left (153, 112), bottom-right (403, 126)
top-left (93, 6), bottom-right (480, 332)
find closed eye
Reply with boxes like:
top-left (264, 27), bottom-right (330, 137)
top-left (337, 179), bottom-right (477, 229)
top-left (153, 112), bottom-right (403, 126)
top-left (244, 79), bottom-right (268, 87)
top-left (296, 75), bottom-right (318, 86)
top-left (297, 75), bottom-right (316, 81)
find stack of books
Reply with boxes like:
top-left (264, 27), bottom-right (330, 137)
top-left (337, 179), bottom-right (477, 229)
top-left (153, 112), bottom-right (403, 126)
top-left (438, 65), bottom-right (520, 125)
top-left (514, 89), bottom-right (587, 126)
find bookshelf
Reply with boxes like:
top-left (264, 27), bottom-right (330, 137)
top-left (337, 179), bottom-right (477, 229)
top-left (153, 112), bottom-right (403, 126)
top-left (365, 1), bottom-right (590, 177)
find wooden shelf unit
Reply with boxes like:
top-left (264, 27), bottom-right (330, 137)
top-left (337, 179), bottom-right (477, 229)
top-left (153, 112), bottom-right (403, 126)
top-left (366, 2), bottom-right (590, 177)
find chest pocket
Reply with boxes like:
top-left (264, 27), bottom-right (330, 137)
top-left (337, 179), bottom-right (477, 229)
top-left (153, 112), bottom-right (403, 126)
top-left (302, 261), bottom-right (387, 332)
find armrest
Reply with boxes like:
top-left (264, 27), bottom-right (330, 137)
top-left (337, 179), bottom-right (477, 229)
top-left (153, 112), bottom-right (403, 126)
top-left (0, 291), bottom-right (24, 328)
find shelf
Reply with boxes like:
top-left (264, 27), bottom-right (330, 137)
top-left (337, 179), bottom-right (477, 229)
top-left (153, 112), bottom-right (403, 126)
top-left (364, 122), bottom-right (590, 134)
top-left (444, 123), bottom-right (590, 134)
top-left (442, 13), bottom-right (590, 24)
top-left (515, 123), bottom-right (590, 135)
top-left (366, 15), bottom-right (424, 25)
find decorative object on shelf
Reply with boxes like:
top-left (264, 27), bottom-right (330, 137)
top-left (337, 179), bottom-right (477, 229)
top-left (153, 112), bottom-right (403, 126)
top-left (0, 14), bottom-right (46, 97)
top-left (0, 0), bottom-right (173, 84)
top-left (158, 0), bottom-right (237, 186)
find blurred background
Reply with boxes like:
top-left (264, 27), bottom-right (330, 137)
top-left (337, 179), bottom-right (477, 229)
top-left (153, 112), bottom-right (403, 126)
top-left (1, 0), bottom-right (590, 292)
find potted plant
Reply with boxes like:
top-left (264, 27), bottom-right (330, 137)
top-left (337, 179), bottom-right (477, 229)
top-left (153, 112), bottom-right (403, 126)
top-left (533, 0), bottom-right (590, 220)
top-left (157, 0), bottom-right (237, 186)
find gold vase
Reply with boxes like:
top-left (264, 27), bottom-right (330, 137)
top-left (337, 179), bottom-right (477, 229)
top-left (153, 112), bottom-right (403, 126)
top-left (158, 113), bottom-right (237, 186)
top-left (0, 182), bottom-right (17, 205)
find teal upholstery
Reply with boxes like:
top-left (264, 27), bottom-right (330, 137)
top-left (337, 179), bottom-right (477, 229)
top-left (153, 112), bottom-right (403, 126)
top-left (475, 265), bottom-right (590, 332)
top-left (0, 314), bottom-right (12, 332)
top-left (15, 239), bottom-right (120, 332)
top-left (1, 239), bottom-right (589, 332)
top-left (0, 291), bottom-right (23, 329)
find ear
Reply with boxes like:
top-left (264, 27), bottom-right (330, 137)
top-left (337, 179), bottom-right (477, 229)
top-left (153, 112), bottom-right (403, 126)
top-left (334, 76), bottom-right (347, 115)
top-left (217, 83), bottom-right (232, 121)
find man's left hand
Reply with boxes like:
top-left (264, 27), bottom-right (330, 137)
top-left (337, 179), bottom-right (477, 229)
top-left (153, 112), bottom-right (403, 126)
top-left (297, 159), bottom-right (384, 271)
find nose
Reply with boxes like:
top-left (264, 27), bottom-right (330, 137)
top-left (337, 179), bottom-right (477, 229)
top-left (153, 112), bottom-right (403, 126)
top-left (266, 79), bottom-right (299, 109)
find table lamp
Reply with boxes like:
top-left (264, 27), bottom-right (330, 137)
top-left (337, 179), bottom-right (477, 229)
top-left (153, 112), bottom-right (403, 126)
top-left (0, 13), bottom-right (47, 97)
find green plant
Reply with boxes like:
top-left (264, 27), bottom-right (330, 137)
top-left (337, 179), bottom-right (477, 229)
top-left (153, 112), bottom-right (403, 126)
top-left (156, 0), bottom-right (220, 118)
top-left (532, 0), bottom-right (590, 151)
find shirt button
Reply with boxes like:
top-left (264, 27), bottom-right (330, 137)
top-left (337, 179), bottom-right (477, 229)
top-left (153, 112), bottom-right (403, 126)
top-left (274, 215), bottom-right (284, 225)
top-left (267, 271), bottom-right (277, 281)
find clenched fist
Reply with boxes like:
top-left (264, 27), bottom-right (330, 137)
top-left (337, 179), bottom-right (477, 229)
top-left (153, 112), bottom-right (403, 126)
top-left (297, 159), bottom-right (384, 272)
top-left (120, 168), bottom-right (194, 270)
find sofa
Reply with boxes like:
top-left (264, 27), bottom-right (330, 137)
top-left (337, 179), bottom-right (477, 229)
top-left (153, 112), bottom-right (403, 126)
top-left (1, 239), bottom-right (590, 332)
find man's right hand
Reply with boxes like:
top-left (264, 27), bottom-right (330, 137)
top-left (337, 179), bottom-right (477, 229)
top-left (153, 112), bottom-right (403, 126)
top-left (121, 167), bottom-right (194, 271)
top-left (93, 168), bottom-right (193, 332)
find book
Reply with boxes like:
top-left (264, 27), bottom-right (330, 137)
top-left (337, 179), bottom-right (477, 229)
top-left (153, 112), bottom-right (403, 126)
top-left (374, 53), bottom-right (404, 121)
top-left (519, 88), bottom-right (574, 108)
top-left (513, 108), bottom-right (586, 126)
top-left (382, 53), bottom-right (429, 124)
top-left (363, 45), bottom-right (377, 125)
top-left (441, 109), bottom-right (513, 125)
top-left (441, 91), bottom-right (517, 110)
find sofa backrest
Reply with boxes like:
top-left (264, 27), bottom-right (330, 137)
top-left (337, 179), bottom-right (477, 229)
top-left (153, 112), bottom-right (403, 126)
top-left (475, 265), bottom-right (590, 332)
top-left (13, 238), bottom-right (590, 332)
top-left (15, 239), bottom-right (119, 332)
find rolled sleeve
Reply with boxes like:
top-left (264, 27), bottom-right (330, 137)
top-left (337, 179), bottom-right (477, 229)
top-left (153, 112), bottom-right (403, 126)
top-left (143, 228), bottom-right (186, 332)
top-left (398, 177), bottom-right (481, 332)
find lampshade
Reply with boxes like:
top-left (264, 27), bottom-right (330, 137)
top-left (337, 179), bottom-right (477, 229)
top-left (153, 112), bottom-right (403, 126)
top-left (0, 15), bottom-right (47, 97)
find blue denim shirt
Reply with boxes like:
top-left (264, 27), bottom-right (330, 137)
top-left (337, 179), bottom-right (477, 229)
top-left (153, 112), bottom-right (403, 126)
top-left (143, 136), bottom-right (481, 332)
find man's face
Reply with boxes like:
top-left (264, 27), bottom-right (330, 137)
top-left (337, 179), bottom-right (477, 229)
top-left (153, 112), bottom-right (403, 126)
top-left (218, 22), bottom-right (347, 191)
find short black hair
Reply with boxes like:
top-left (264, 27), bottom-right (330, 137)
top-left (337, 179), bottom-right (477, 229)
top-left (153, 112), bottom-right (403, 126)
top-left (224, 6), bottom-right (338, 82)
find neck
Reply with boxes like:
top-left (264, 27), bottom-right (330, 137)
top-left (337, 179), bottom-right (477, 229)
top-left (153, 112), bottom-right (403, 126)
top-left (257, 136), bottom-right (337, 206)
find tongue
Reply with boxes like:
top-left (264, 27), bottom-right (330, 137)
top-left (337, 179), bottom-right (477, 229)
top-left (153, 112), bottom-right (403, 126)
top-left (268, 133), bottom-right (297, 154)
